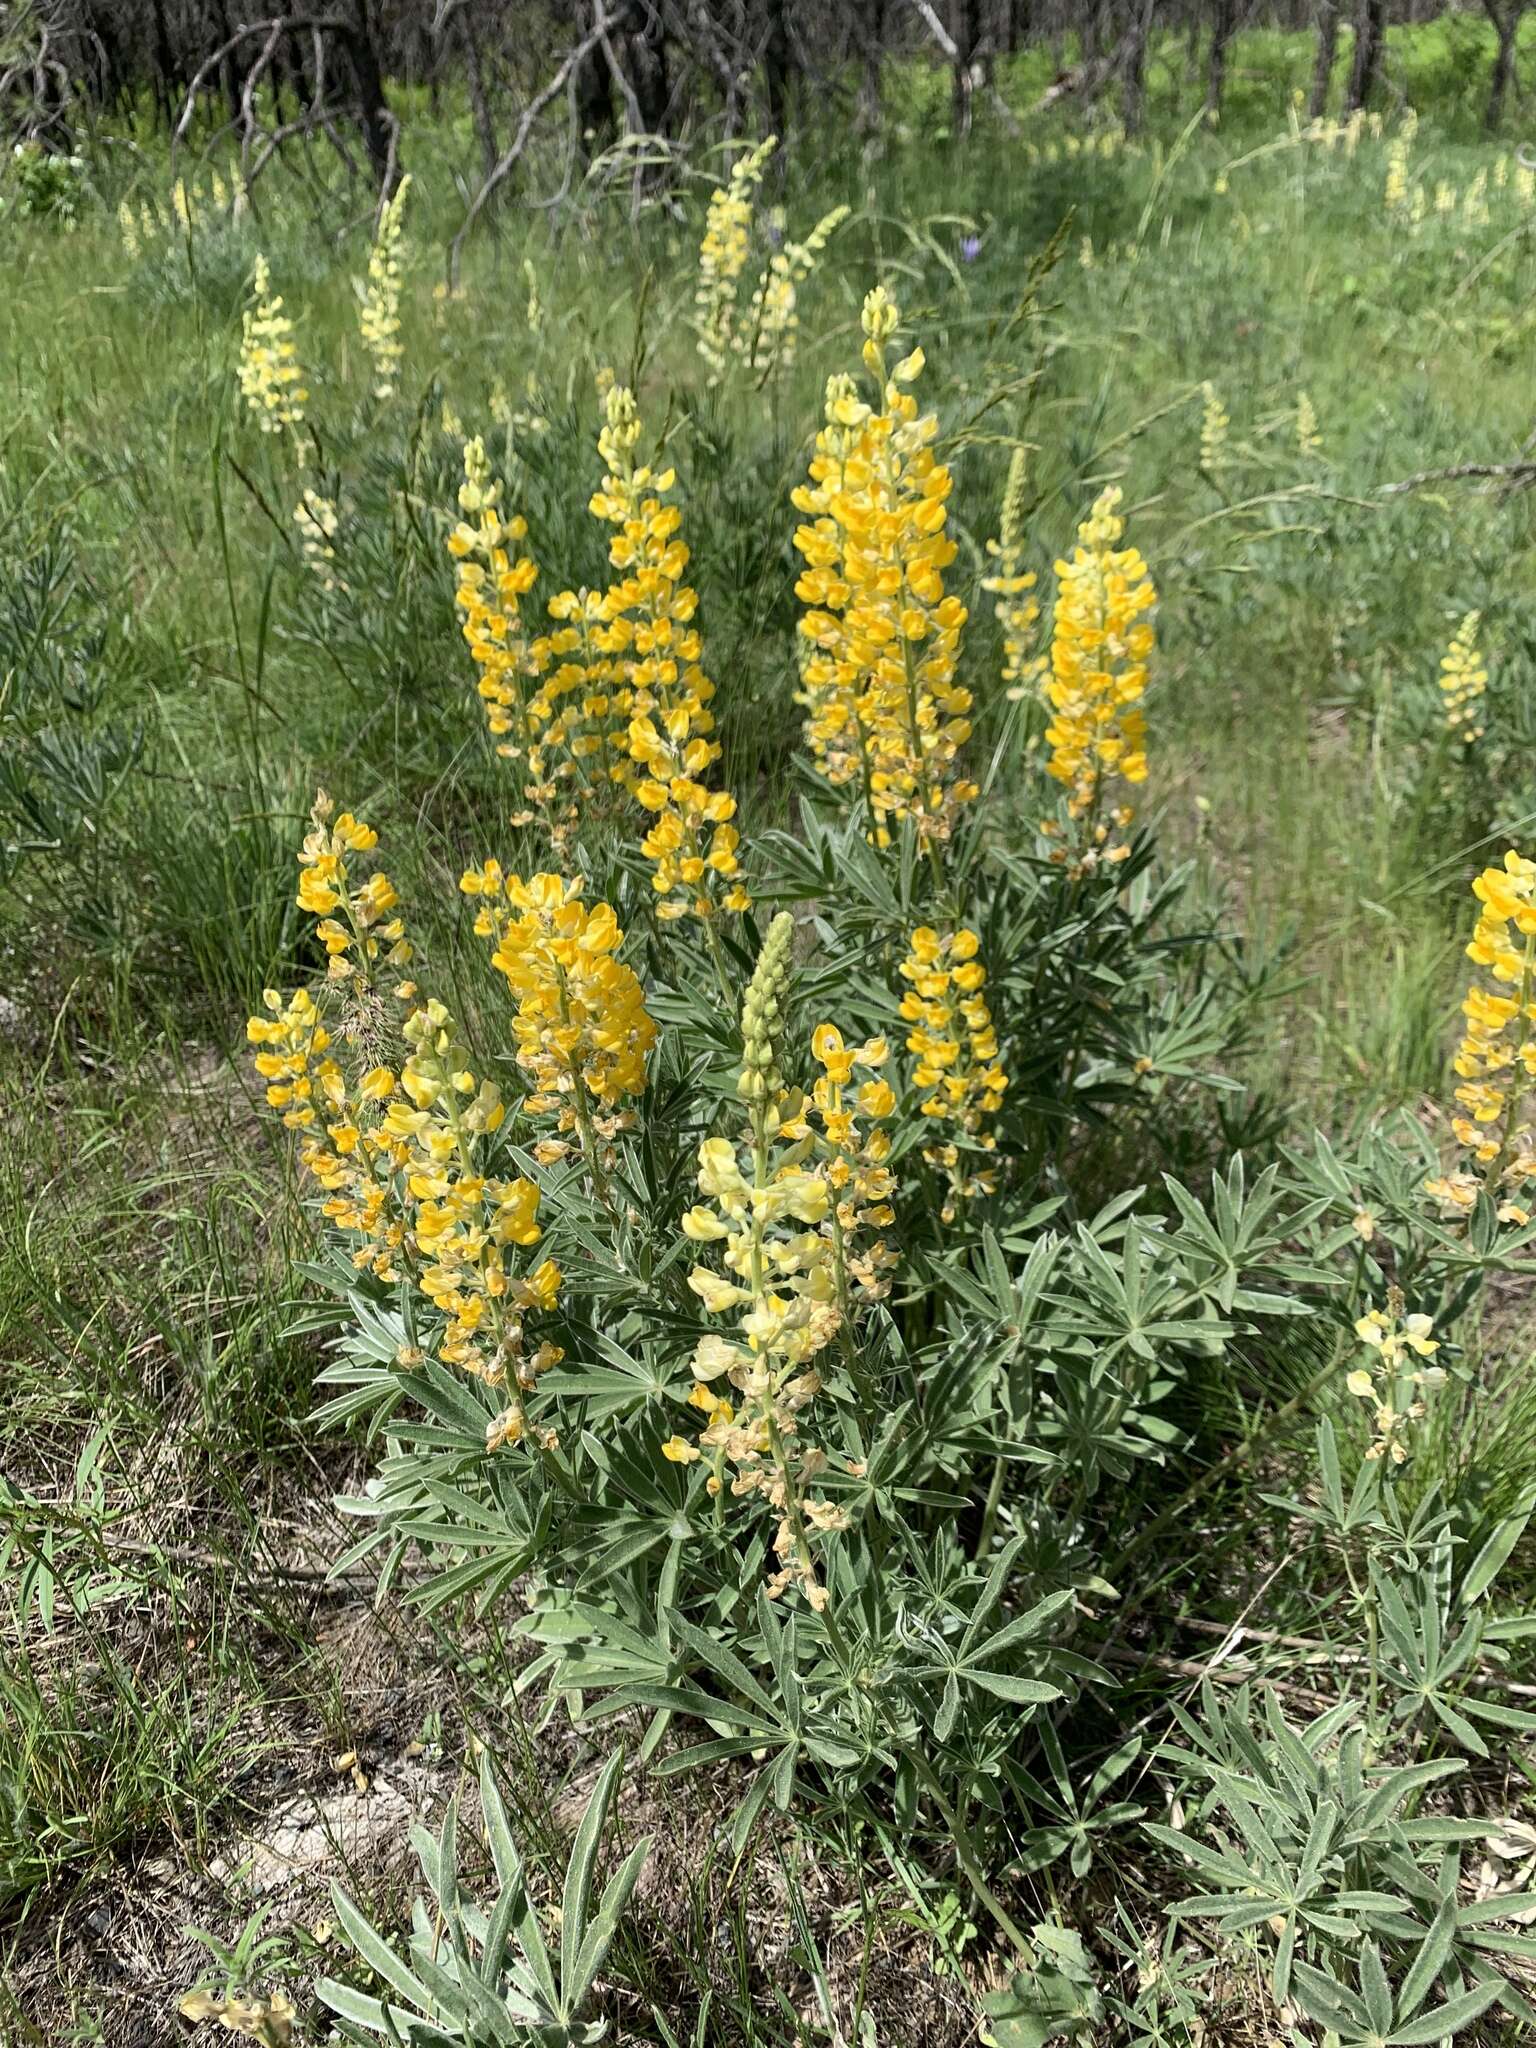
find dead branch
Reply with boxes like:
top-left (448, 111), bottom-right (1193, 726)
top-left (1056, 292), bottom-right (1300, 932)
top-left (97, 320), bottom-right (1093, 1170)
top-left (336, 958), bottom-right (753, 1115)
top-left (448, 1), bottom-right (615, 287)
top-left (1379, 461), bottom-right (1536, 496)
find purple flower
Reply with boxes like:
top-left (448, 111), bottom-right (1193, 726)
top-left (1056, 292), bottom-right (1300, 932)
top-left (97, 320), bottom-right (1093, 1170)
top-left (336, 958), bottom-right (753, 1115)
top-left (959, 233), bottom-right (981, 264)
top-left (767, 220), bottom-right (784, 248)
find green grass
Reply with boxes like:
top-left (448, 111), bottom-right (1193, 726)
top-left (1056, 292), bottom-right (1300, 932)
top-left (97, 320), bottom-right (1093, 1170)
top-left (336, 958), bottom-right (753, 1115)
top-left (4, 25), bottom-right (1536, 2045)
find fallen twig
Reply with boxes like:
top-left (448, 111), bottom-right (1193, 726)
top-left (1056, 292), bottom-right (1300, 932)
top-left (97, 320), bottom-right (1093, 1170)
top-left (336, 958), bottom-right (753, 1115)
top-left (1379, 461), bottom-right (1536, 496)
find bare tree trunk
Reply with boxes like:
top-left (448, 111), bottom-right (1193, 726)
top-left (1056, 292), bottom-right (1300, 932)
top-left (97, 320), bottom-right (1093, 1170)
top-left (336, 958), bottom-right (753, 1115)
top-left (1207, 0), bottom-right (1235, 115)
top-left (763, 0), bottom-right (793, 140)
top-left (1484, 1), bottom-right (1524, 127)
top-left (336, 2), bottom-right (397, 193)
top-left (615, 2), bottom-right (671, 137)
top-left (457, 6), bottom-right (497, 182)
top-left (212, 0), bottom-right (242, 125)
top-left (574, 1), bottom-right (617, 158)
top-left (148, 0), bottom-right (177, 125)
top-left (951, 0), bottom-right (977, 137)
top-left (1308, 0), bottom-right (1340, 116)
top-left (1346, 0), bottom-right (1386, 109)
top-left (860, 0), bottom-right (887, 130)
top-left (1121, 0), bottom-right (1154, 133)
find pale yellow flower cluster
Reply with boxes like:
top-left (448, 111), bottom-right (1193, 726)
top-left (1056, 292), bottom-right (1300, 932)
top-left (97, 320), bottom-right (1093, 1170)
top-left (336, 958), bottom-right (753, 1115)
top-left (1199, 382), bottom-right (1230, 472)
top-left (238, 253), bottom-right (307, 433)
top-left (360, 174), bottom-right (411, 399)
top-left (294, 489), bottom-right (345, 591)
top-left (694, 137), bottom-right (775, 379)
top-left (1347, 1299), bottom-right (1442, 1464)
top-left (665, 916), bottom-right (853, 1610)
top-left (737, 203), bottom-right (850, 380)
top-left (1438, 611), bottom-right (1487, 743)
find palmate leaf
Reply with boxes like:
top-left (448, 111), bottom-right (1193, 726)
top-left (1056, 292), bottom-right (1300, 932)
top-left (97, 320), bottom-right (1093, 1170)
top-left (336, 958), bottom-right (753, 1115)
top-left (904, 1582), bottom-right (1075, 1716)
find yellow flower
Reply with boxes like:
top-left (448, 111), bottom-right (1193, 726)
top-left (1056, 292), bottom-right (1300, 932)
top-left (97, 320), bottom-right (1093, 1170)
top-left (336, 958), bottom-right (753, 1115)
top-left (1427, 850), bottom-right (1536, 1219)
top-left (295, 790), bottom-right (412, 986)
top-left (238, 253), bottom-right (307, 433)
top-left (807, 1021), bottom-right (900, 1306)
top-left (1349, 1295), bottom-right (1443, 1463)
top-left (250, 807), bottom-right (563, 1404)
top-left (587, 386), bottom-right (750, 922)
top-left (295, 489), bottom-right (345, 592)
top-left (463, 867), bottom-right (656, 1148)
top-left (790, 289), bottom-right (975, 847)
top-left (736, 203), bottom-right (849, 382)
top-left (1438, 611), bottom-right (1487, 743)
top-left (666, 915), bottom-right (852, 1609)
top-left (359, 174), bottom-right (411, 399)
top-left (1040, 485), bottom-right (1156, 867)
top-left (448, 436), bottom-right (543, 781)
top-left (694, 138), bottom-right (776, 378)
top-left (1198, 382), bottom-right (1230, 472)
top-left (898, 924), bottom-right (1007, 1217)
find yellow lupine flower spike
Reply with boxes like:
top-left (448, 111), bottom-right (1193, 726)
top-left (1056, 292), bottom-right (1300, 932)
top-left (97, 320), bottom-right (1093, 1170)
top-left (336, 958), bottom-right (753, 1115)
top-left (588, 386), bottom-right (751, 923)
top-left (461, 866), bottom-right (656, 1176)
top-left (738, 203), bottom-right (849, 381)
top-left (1346, 1292), bottom-right (1443, 1466)
top-left (295, 790), bottom-right (412, 988)
top-left (669, 915), bottom-right (852, 1611)
top-left (447, 437), bottom-right (543, 801)
top-left (238, 253), bottom-right (307, 433)
top-left (791, 287), bottom-right (975, 848)
top-left (694, 137), bottom-right (775, 379)
top-left (1040, 485), bottom-right (1156, 870)
top-left (250, 810), bottom-right (563, 1426)
top-left (1438, 611), bottom-right (1487, 743)
top-left (360, 173), bottom-right (410, 399)
top-left (898, 925), bottom-right (1007, 1221)
top-left (1426, 850), bottom-right (1536, 1224)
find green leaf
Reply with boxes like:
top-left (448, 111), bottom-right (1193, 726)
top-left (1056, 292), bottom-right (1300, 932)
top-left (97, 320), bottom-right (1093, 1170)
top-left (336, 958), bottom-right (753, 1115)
top-left (571, 1835), bottom-right (650, 2009)
top-left (729, 1764), bottom-right (778, 1862)
top-left (967, 1671), bottom-right (1064, 1705)
top-left (1359, 1940), bottom-right (1392, 2038)
top-left (1396, 1889), bottom-right (1457, 2023)
top-left (328, 1885), bottom-right (433, 2012)
top-left (1388, 1978), bottom-right (1501, 2043)
top-left (561, 1746), bottom-right (625, 1999)
top-left (669, 1608), bottom-right (779, 1718)
top-left (978, 1586), bottom-right (1075, 1660)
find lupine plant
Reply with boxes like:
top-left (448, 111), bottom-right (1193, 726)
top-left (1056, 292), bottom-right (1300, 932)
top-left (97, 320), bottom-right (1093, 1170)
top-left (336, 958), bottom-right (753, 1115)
top-left (246, 283), bottom-right (1285, 1952)
top-left (243, 277), bottom-right (1536, 2035)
